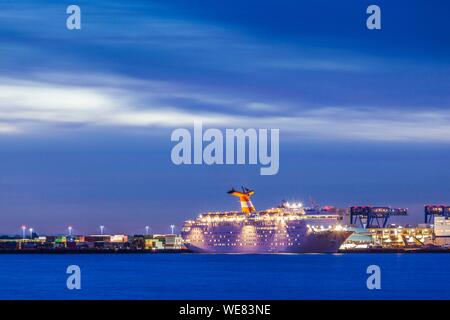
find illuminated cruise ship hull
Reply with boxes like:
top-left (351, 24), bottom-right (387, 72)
top-left (182, 215), bottom-right (353, 254)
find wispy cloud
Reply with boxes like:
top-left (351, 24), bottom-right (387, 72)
top-left (2, 0), bottom-right (449, 126)
top-left (265, 108), bottom-right (450, 142)
top-left (0, 123), bottom-right (19, 134)
top-left (0, 1), bottom-right (390, 77)
top-left (0, 75), bottom-right (236, 129)
top-left (1, 74), bottom-right (450, 142)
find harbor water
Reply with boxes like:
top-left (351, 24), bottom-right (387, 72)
top-left (0, 253), bottom-right (449, 300)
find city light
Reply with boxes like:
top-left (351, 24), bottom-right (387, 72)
top-left (170, 225), bottom-right (175, 235)
top-left (68, 226), bottom-right (73, 236)
top-left (29, 228), bottom-right (33, 239)
top-left (21, 225), bottom-right (26, 239)
top-left (283, 201), bottom-right (303, 209)
top-left (100, 225), bottom-right (105, 235)
top-left (145, 226), bottom-right (150, 236)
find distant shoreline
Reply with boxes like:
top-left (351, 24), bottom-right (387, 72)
top-left (0, 248), bottom-right (449, 254)
top-left (339, 248), bottom-right (450, 254)
top-left (0, 249), bottom-right (191, 254)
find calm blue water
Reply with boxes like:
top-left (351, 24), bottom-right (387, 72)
top-left (0, 253), bottom-right (449, 300)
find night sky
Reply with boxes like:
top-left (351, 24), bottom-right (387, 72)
top-left (0, 0), bottom-right (449, 235)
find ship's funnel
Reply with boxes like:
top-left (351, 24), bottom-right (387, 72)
top-left (228, 187), bottom-right (255, 213)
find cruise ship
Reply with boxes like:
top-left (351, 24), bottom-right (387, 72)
top-left (181, 187), bottom-right (353, 253)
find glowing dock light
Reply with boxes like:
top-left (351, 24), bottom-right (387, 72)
top-left (29, 228), bottom-right (33, 239)
top-left (21, 225), bottom-right (26, 239)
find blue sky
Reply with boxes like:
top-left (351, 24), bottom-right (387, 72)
top-left (0, 0), bottom-right (450, 234)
